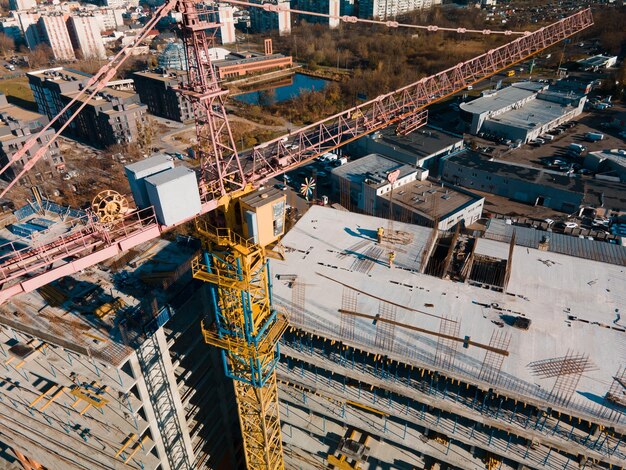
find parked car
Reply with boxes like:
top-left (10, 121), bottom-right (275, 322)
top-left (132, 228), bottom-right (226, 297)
top-left (568, 143), bottom-right (586, 154)
top-left (584, 132), bottom-right (604, 142)
top-left (564, 222), bottom-right (578, 229)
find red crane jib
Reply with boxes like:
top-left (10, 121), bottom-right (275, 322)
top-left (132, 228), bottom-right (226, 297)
top-left (0, 8), bottom-right (593, 304)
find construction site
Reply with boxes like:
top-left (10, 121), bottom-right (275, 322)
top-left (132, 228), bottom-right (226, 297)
top-left (0, 3), bottom-right (623, 470)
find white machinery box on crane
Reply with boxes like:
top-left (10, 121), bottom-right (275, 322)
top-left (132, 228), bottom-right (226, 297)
top-left (144, 166), bottom-right (201, 226)
top-left (125, 154), bottom-right (175, 208)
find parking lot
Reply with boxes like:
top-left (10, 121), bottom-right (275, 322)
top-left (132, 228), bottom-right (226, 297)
top-left (478, 107), bottom-right (626, 174)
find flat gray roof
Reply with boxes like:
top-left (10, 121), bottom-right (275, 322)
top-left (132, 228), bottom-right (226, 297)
top-left (145, 166), bottom-right (195, 187)
top-left (444, 150), bottom-right (585, 192)
top-left (125, 153), bottom-right (173, 177)
top-left (486, 98), bottom-right (576, 131)
top-left (380, 179), bottom-right (482, 221)
top-left (270, 206), bottom-right (626, 426)
top-left (240, 186), bottom-right (284, 208)
top-left (460, 82), bottom-right (545, 116)
top-left (372, 126), bottom-right (463, 161)
top-left (331, 153), bottom-right (416, 189)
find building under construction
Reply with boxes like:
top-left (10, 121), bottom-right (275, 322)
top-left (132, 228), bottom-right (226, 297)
top-left (0, 201), bottom-right (242, 469)
top-left (0, 5), bottom-right (617, 470)
top-left (0, 198), bottom-right (624, 469)
top-left (271, 206), bottom-right (626, 469)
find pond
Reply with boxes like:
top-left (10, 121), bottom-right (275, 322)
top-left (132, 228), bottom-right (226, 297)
top-left (233, 73), bottom-right (330, 106)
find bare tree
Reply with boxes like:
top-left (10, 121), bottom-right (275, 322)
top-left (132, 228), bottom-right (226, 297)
top-left (136, 115), bottom-right (156, 153)
top-left (0, 33), bottom-right (14, 57)
top-left (28, 44), bottom-right (54, 68)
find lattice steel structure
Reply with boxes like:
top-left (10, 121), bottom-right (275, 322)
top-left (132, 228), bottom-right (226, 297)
top-left (192, 223), bottom-right (288, 469)
top-left (374, 301), bottom-right (397, 352)
top-left (290, 280), bottom-right (306, 325)
top-left (479, 330), bottom-right (512, 384)
top-left (178, 1), bottom-right (245, 200)
top-left (606, 366), bottom-right (626, 409)
top-left (340, 287), bottom-right (357, 341)
top-left (528, 350), bottom-right (596, 406)
top-left (434, 316), bottom-right (461, 371)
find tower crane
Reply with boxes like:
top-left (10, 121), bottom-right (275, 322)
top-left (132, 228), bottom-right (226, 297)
top-left (0, 2), bottom-right (593, 468)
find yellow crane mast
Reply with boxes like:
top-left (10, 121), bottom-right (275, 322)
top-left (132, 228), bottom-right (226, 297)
top-left (192, 220), bottom-right (288, 469)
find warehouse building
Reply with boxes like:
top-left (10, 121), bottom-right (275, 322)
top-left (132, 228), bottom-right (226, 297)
top-left (212, 51), bottom-right (293, 80)
top-left (332, 153), bottom-right (484, 229)
top-left (441, 149), bottom-right (626, 216)
top-left (441, 150), bottom-right (584, 212)
top-left (133, 69), bottom-right (194, 123)
top-left (577, 54), bottom-right (618, 71)
top-left (460, 81), bottom-right (586, 143)
top-left (347, 125), bottom-right (464, 174)
top-left (584, 149), bottom-right (626, 183)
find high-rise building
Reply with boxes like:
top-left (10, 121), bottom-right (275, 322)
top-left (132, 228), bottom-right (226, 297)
top-left (358, 0), bottom-right (442, 20)
top-left (218, 4), bottom-right (236, 44)
top-left (37, 14), bottom-right (75, 61)
top-left (293, 0), bottom-right (340, 27)
top-left (93, 6), bottom-right (125, 31)
top-left (67, 15), bottom-right (106, 59)
top-left (249, 0), bottom-right (291, 35)
top-left (0, 228), bottom-right (242, 469)
top-left (271, 205), bottom-right (626, 469)
top-left (0, 16), bottom-right (23, 43)
top-left (8, 0), bottom-right (36, 12)
top-left (15, 11), bottom-right (41, 49)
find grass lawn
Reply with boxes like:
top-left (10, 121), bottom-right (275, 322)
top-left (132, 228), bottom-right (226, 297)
top-left (0, 76), bottom-right (37, 111)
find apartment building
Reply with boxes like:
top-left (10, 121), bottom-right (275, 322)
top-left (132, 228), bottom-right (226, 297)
top-left (249, 0), bottom-right (291, 35)
top-left (27, 67), bottom-right (90, 130)
top-left (67, 15), bottom-right (106, 59)
top-left (133, 69), bottom-right (194, 123)
top-left (8, 0), bottom-right (36, 12)
top-left (0, 94), bottom-right (64, 180)
top-left (37, 14), bottom-right (75, 61)
top-left (358, 0), bottom-right (442, 20)
top-left (61, 88), bottom-right (148, 147)
top-left (28, 67), bottom-right (147, 147)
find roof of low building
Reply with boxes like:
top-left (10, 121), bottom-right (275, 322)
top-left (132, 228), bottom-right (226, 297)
top-left (380, 179), bottom-right (482, 221)
top-left (460, 82), bottom-right (546, 116)
top-left (370, 126), bottom-right (463, 162)
top-left (331, 153), bottom-right (416, 189)
top-left (484, 218), bottom-right (626, 266)
top-left (443, 150), bottom-right (586, 192)
top-left (485, 98), bottom-right (577, 131)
